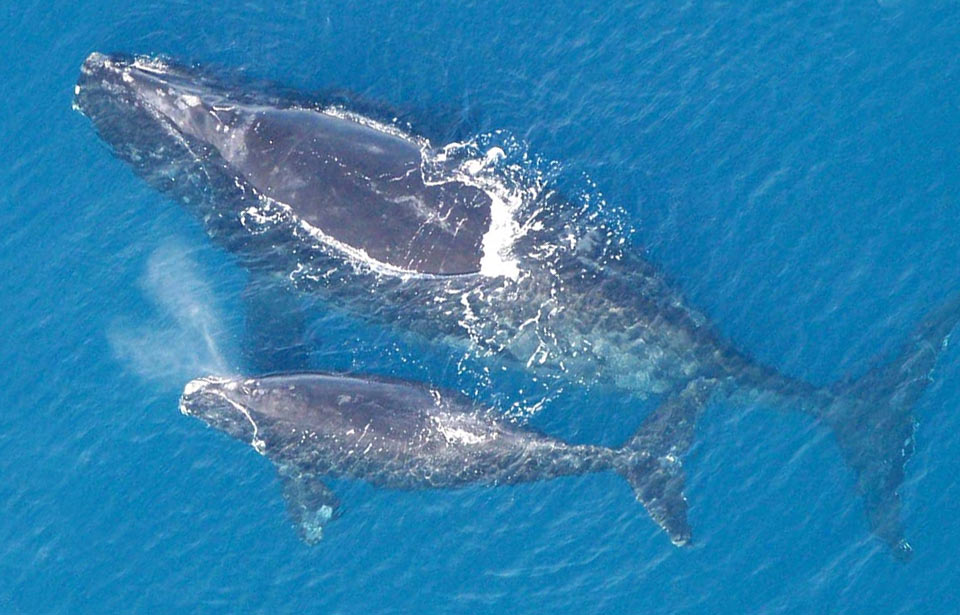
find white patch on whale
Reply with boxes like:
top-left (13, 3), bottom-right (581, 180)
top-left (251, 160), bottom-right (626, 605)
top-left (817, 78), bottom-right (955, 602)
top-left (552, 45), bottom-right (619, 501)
top-left (430, 415), bottom-right (491, 445)
top-left (212, 388), bottom-right (267, 454)
top-left (180, 93), bottom-right (201, 107)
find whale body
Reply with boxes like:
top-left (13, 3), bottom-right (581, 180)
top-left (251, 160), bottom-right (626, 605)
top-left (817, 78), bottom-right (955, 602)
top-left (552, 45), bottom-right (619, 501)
top-left (179, 372), bottom-right (708, 544)
top-left (75, 52), bottom-right (960, 557)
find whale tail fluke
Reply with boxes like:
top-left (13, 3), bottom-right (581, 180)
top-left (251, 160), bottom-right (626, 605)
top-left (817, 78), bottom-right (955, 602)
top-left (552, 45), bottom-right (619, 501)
top-left (822, 292), bottom-right (960, 560)
top-left (619, 294), bottom-right (960, 556)
top-left (618, 378), bottom-right (717, 546)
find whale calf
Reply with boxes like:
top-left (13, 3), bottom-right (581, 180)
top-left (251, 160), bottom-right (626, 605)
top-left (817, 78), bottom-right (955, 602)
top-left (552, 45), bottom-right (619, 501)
top-left (75, 52), bottom-right (960, 557)
top-left (179, 372), bottom-right (709, 544)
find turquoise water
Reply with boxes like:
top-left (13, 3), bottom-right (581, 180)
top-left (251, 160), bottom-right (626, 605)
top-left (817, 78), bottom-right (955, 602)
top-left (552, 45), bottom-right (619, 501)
top-left (3, 1), bottom-right (960, 612)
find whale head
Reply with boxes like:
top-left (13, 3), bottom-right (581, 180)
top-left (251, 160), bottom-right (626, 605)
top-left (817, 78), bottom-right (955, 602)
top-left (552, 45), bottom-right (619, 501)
top-left (178, 374), bottom-right (342, 453)
top-left (178, 376), bottom-right (267, 450)
top-left (75, 52), bottom-right (245, 158)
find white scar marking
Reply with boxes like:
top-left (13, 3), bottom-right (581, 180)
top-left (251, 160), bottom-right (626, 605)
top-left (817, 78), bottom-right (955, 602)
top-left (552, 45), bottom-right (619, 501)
top-left (216, 393), bottom-right (266, 454)
top-left (430, 416), bottom-right (490, 445)
top-left (184, 378), bottom-right (266, 454)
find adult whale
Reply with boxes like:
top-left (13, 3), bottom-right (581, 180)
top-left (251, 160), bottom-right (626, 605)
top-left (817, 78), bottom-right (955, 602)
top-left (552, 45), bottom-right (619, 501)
top-left (179, 372), bottom-right (710, 545)
top-left (75, 51), bottom-right (958, 557)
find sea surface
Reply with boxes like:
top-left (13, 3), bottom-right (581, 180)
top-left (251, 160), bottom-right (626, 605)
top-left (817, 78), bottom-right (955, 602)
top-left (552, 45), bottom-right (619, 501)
top-left (2, 1), bottom-right (960, 613)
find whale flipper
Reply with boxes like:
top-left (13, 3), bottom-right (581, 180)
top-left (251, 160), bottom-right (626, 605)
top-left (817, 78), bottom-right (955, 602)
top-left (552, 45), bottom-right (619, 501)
top-left (825, 292), bottom-right (960, 559)
top-left (278, 465), bottom-right (341, 544)
top-left (621, 379), bottom-right (716, 546)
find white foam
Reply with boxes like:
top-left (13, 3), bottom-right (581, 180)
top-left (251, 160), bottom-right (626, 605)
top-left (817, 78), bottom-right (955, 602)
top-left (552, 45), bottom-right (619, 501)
top-left (479, 191), bottom-right (521, 279)
top-left (424, 143), bottom-right (528, 280)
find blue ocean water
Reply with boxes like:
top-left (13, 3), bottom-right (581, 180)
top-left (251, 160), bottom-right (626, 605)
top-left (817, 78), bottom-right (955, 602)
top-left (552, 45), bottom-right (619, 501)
top-left (2, 0), bottom-right (960, 612)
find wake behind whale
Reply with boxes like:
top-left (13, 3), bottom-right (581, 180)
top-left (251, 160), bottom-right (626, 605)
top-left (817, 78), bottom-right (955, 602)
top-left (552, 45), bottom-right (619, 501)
top-left (74, 51), bottom-right (960, 558)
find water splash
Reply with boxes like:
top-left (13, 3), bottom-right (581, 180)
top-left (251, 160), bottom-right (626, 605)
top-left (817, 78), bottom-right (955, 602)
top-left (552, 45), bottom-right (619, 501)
top-left (108, 243), bottom-right (237, 389)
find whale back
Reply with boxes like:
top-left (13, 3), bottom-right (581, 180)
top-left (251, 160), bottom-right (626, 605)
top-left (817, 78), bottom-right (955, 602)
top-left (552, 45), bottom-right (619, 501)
top-left (229, 107), bottom-right (492, 275)
top-left (180, 372), bottom-right (526, 462)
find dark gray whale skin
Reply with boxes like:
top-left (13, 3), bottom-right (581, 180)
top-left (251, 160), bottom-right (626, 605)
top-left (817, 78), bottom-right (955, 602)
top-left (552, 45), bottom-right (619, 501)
top-left (179, 372), bottom-right (703, 545)
top-left (75, 52), bottom-right (960, 557)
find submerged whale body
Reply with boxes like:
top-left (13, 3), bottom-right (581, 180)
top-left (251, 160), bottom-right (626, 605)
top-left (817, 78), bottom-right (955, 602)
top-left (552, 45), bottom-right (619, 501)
top-left (75, 51), bottom-right (960, 557)
top-left (180, 372), bottom-right (707, 544)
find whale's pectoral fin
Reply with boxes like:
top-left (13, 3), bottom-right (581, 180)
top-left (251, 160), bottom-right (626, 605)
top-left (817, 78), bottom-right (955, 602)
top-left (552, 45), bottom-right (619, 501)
top-left (619, 378), bottom-right (716, 546)
top-left (242, 274), bottom-right (312, 373)
top-left (625, 453), bottom-right (691, 547)
top-left (278, 465), bottom-right (341, 545)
